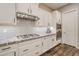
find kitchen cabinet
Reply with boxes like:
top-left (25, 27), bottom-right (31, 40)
top-left (18, 35), bottom-right (56, 56)
top-left (16, 3), bottom-right (39, 14)
top-left (47, 35), bottom-right (56, 49)
top-left (35, 8), bottom-right (51, 27)
top-left (0, 49), bottom-right (17, 56)
top-left (16, 3), bottom-right (30, 13)
top-left (16, 3), bottom-right (53, 27)
top-left (42, 35), bottom-right (56, 53)
top-left (0, 3), bottom-right (16, 25)
top-left (30, 4), bottom-right (50, 27)
top-left (18, 35), bottom-right (57, 56)
top-left (0, 44), bottom-right (18, 56)
top-left (16, 3), bottom-right (44, 26)
top-left (41, 37), bottom-right (48, 53)
top-left (34, 8), bottom-right (45, 27)
top-left (0, 34), bottom-right (57, 56)
top-left (52, 10), bottom-right (61, 29)
top-left (18, 38), bottom-right (42, 56)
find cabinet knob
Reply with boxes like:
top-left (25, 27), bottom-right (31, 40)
top-left (14, 52), bottom-right (16, 56)
top-left (35, 52), bottom-right (39, 55)
top-left (52, 39), bottom-right (54, 41)
top-left (36, 45), bottom-right (39, 47)
top-left (23, 49), bottom-right (29, 52)
top-left (14, 18), bottom-right (15, 23)
top-left (2, 47), bottom-right (11, 51)
top-left (42, 42), bottom-right (43, 46)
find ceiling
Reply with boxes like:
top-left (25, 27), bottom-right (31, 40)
top-left (44, 3), bottom-right (69, 10)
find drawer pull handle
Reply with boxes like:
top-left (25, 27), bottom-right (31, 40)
top-left (23, 49), bottom-right (29, 52)
top-left (35, 52), bottom-right (39, 54)
top-left (14, 18), bottom-right (16, 23)
top-left (42, 42), bottom-right (43, 46)
top-left (36, 45), bottom-right (39, 47)
top-left (2, 47), bottom-right (11, 51)
top-left (52, 39), bottom-right (54, 41)
top-left (14, 52), bottom-right (16, 56)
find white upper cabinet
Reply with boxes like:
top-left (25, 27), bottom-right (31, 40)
top-left (52, 10), bottom-right (61, 24)
top-left (35, 8), bottom-right (52, 27)
top-left (0, 3), bottom-right (16, 25)
top-left (34, 8), bottom-right (45, 27)
top-left (52, 10), bottom-right (61, 29)
top-left (16, 3), bottom-right (53, 27)
top-left (16, 3), bottom-right (30, 13)
top-left (16, 3), bottom-right (39, 14)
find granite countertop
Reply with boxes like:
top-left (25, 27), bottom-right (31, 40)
top-left (0, 32), bottom-right (56, 47)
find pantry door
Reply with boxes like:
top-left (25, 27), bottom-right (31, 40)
top-left (62, 9), bottom-right (77, 47)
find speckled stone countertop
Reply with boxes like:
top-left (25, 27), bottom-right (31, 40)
top-left (0, 33), bottom-right (56, 47)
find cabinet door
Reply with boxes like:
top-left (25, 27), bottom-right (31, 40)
top-left (62, 9), bottom-right (77, 47)
top-left (16, 3), bottom-right (29, 13)
top-left (35, 8), bottom-right (49, 27)
top-left (34, 8), bottom-right (44, 27)
top-left (16, 3), bottom-right (39, 14)
top-left (0, 3), bottom-right (16, 25)
top-left (42, 35), bottom-right (56, 53)
top-left (19, 38), bottom-right (42, 56)
top-left (48, 13), bottom-right (54, 26)
top-left (47, 36), bottom-right (55, 49)
top-left (42, 37), bottom-right (49, 53)
top-left (30, 3), bottom-right (39, 15)
top-left (0, 49), bottom-right (16, 56)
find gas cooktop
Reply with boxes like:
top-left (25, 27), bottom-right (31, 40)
top-left (17, 34), bottom-right (40, 39)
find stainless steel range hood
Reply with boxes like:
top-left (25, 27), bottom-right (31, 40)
top-left (16, 12), bottom-right (40, 21)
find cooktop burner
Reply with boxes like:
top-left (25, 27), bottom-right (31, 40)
top-left (17, 34), bottom-right (40, 39)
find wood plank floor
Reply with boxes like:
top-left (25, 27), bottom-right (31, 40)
top-left (41, 44), bottom-right (79, 56)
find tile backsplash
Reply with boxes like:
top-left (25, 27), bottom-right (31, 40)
top-left (0, 19), bottom-right (55, 40)
top-left (0, 26), bottom-right (16, 39)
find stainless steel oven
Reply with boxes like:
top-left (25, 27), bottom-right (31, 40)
top-left (56, 23), bottom-right (62, 40)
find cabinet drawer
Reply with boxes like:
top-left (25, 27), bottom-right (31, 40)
top-left (0, 44), bottom-right (17, 53)
top-left (31, 48), bottom-right (42, 56)
top-left (19, 39), bottom-right (42, 56)
top-left (19, 39), bottom-right (41, 47)
top-left (0, 49), bottom-right (17, 56)
top-left (22, 48), bottom-right (41, 56)
top-left (19, 45), bottom-right (33, 56)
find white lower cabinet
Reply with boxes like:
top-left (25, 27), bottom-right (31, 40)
top-left (0, 35), bottom-right (57, 56)
top-left (41, 37), bottom-right (49, 53)
top-left (47, 35), bottom-right (56, 49)
top-left (18, 38), bottom-right (42, 56)
top-left (41, 35), bottom-right (56, 53)
top-left (31, 49), bottom-right (41, 56)
top-left (0, 44), bottom-right (18, 56)
top-left (0, 49), bottom-right (17, 56)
